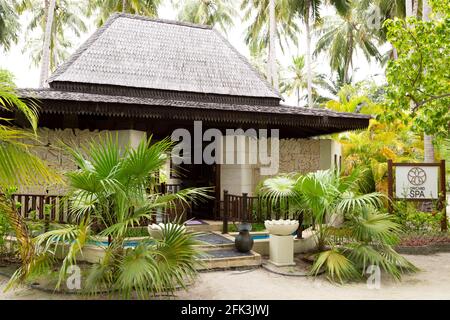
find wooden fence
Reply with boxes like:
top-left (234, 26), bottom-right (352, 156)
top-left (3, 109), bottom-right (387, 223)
top-left (7, 183), bottom-right (186, 225)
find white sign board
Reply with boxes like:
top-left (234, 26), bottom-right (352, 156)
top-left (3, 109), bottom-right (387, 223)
top-left (395, 166), bottom-right (439, 199)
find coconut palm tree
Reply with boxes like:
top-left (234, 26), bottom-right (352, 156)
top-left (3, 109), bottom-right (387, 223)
top-left (290, 0), bottom-right (350, 108)
top-left (280, 55), bottom-right (329, 106)
top-left (314, 0), bottom-right (382, 84)
top-left (267, 0), bottom-right (278, 88)
top-left (175, 0), bottom-right (236, 33)
top-left (16, 0), bottom-right (87, 83)
top-left (87, 0), bottom-right (161, 26)
top-left (240, 0), bottom-right (300, 55)
top-left (7, 134), bottom-right (209, 297)
top-left (0, 0), bottom-right (20, 51)
top-left (260, 169), bottom-right (417, 283)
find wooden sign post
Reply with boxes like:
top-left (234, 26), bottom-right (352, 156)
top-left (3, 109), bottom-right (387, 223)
top-left (388, 160), bottom-right (447, 231)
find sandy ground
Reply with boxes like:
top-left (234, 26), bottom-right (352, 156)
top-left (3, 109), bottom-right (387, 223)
top-left (2, 253), bottom-right (450, 300)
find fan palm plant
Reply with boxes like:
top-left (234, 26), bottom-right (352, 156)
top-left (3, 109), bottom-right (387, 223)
top-left (260, 168), bottom-right (417, 283)
top-left (7, 134), bottom-right (209, 298)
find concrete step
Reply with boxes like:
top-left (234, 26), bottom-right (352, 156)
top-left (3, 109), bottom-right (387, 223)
top-left (197, 249), bottom-right (261, 270)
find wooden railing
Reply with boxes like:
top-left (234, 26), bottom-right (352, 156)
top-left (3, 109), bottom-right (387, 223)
top-left (220, 190), bottom-right (298, 233)
top-left (7, 183), bottom-right (185, 225)
top-left (11, 193), bottom-right (70, 223)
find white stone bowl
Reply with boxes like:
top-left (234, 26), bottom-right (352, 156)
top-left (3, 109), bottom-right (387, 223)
top-left (148, 223), bottom-right (186, 240)
top-left (264, 219), bottom-right (299, 236)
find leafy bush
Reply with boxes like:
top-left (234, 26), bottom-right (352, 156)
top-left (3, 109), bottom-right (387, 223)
top-left (394, 201), bottom-right (448, 234)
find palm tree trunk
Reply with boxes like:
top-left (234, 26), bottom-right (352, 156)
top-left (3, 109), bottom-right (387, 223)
top-left (422, 0), bottom-right (434, 163)
top-left (122, 0), bottom-right (126, 13)
top-left (405, 0), bottom-right (413, 17)
top-left (39, 0), bottom-right (56, 87)
top-left (412, 0), bottom-right (419, 17)
top-left (268, 0), bottom-right (278, 90)
top-left (343, 33), bottom-right (353, 84)
top-left (305, 2), bottom-right (313, 108)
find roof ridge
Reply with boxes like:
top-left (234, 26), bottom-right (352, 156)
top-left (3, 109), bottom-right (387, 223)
top-left (115, 13), bottom-right (213, 30)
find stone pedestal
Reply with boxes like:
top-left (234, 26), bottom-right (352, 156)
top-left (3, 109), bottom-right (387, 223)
top-left (268, 234), bottom-right (295, 266)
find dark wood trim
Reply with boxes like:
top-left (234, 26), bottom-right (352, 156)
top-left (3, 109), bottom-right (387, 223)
top-left (392, 162), bottom-right (442, 167)
top-left (440, 160), bottom-right (447, 231)
top-left (215, 163), bottom-right (221, 217)
top-left (387, 159), bottom-right (393, 213)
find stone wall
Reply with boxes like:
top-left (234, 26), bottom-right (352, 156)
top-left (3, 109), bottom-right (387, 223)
top-left (278, 139), bottom-right (321, 174)
top-left (19, 128), bottom-right (146, 194)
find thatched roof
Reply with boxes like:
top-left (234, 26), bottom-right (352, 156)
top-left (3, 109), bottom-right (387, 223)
top-left (48, 13), bottom-right (279, 99)
top-left (16, 14), bottom-right (370, 136)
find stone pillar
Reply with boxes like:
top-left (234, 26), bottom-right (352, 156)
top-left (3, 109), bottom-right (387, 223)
top-left (319, 139), bottom-right (342, 171)
top-left (220, 134), bottom-right (255, 197)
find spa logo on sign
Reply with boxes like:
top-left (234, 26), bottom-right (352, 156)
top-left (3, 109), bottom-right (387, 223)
top-left (407, 167), bottom-right (427, 186)
top-left (395, 166), bottom-right (439, 199)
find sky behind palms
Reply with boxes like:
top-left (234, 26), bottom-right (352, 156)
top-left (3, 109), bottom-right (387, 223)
top-left (0, 2), bottom-right (387, 105)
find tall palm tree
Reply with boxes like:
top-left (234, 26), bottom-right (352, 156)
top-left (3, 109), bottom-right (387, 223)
top-left (0, 0), bottom-right (20, 51)
top-left (175, 0), bottom-right (236, 33)
top-left (314, 0), bottom-right (382, 84)
top-left (291, 0), bottom-right (320, 108)
top-left (280, 55), bottom-right (329, 106)
top-left (240, 0), bottom-right (300, 55)
top-left (291, 0), bottom-right (350, 108)
top-left (40, 0), bottom-right (56, 87)
top-left (267, 0), bottom-right (278, 88)
top-left (87, 0), bottom-right (161, 26)
top-left (16, 0), bottom-right (87, 82)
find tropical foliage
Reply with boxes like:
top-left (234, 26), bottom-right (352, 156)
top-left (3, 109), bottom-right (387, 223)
top-left (383, 0), bottom-right (450, 138)
top-left (0, 69), bottom-right (60, 285)
top-left (7, 135), bottom-right (209, 298)
top-left (314, 0), bottom-right (383, 83)
top-left (0, 69), bottom-right (57, 186)
top-left (16, 0), bottom-right (88, 71)
top-left (176, 0), bottom-right (236, 32)
top-left (240, 0), bottom-right (300, 54)
top-left (280, 55), bottom-right (330, 106)
top-left (326, 82), bottom-right (424, 193)
top-left (87, 0), bottom-right (160, 26)
top-left (260, 169), bottom-right (417, 283)
top-left (0, 0), bottom-right (20, 51)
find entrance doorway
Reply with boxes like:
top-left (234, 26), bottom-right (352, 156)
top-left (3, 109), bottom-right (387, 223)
top-left (177, 163), bottom-right (219, 219)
